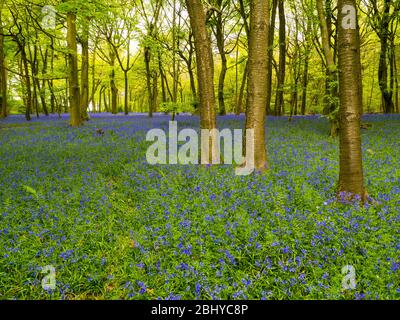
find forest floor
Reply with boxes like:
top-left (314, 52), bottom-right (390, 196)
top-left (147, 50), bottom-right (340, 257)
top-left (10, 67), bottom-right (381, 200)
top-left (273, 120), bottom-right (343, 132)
top-left (0, 113), bottom-right (399, 299)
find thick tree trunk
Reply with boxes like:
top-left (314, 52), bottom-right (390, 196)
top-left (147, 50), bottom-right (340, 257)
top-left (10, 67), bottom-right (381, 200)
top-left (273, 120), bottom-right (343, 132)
top-left (246, 0), bottom-right (270, 171)
top-left (185, 0), bottom-right (217, 162)
top-left (67, 12), bottom-right (81, 127)
top-left (186, 0), bottom-right (217, 163)
top-left (337, 0), bottom-right (366, 200)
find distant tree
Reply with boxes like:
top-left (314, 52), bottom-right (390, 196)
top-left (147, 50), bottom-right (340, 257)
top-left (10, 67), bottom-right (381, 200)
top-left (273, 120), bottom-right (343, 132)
top-left (66, 9), bottom-right (81, 126)
top-left (0, 5), bottom-right (7, 118)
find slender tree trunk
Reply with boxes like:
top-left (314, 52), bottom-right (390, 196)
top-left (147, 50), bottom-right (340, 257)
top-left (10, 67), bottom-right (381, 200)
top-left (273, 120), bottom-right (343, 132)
top-left (124, 71), bottom-right (129, 115)
top-left (394, 45), bottom-right (399, 113)
top-left (158, 54), bottom-right (167, 103)
top-left (110, 50), bottom-right (118, 114)
top-left (337, 0), bottom-right (366, 200)
top-left (316, 0), bottom-right (339, 135)
top-left (215, 2), bottom-right (227, 116)
top-left (0, 17), bottom-right (7, 118)
top-left (378, 0), bottom-right (394, 114)
top-left (80, 18), bottom-right (90, 120)
top-left (98, 86), bottom-right (103, 113)
top-left (266, 0), bottom-right (278, 115)
top-left (301, 58), bottom-right (309, 115)
top-left (67, 12), bottom-right (81, 127)
top-left (30, 44), bottom-right (39, 118)
top-left (236, 62), bottom-right (248, 115)
top-left (246, 0), bottom-right (270, 171)
top-left (144, 46), bottom-right (153, 117)
top-left (40, 47), bottom-right (49, 116)
top-left (301, 19), bottom-right (312, 115)
top-left (19, 47), bottom-right (32, 121)
top-left (187, 41), bottom-right (197, 101)
top-left (275, 0), bottom-right (286, 116)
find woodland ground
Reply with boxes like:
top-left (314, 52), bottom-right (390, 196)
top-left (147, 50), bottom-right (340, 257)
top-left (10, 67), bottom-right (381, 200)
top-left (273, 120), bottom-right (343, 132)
top-left (0, 113), bottom-right (399, 300)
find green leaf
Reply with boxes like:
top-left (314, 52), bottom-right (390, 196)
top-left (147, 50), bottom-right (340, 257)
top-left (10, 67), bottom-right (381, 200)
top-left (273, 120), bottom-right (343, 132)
top-left (22, 185), bottom-right (38, 197)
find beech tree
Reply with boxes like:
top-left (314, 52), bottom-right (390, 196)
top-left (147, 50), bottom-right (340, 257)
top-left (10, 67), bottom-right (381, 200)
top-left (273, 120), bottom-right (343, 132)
top-left (185, 0), bottom-right (217, 163)
top-left (245, 0), bottom-right (270, 171)
top-left (337, 0), bottom-right (366, 200)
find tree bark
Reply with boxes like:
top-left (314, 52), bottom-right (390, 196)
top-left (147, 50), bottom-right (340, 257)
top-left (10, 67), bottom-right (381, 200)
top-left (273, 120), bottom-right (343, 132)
top-left (67, 12), bottom-right (81, 126)
top-left (186, 0), bottom-right (218, 163)
top-left (337, 0), bottom-right (366, 200)
top-left (274, 0), bottom-right (286, 116)
top-left (215, 0), bottom-right (227, 115)
top-left (185, 0), bottom-right (217, 130)
top-left (109, 49), bottom-right (118, 114)
top-left (378, 0), bottom-right (395, 114)
top-left (80, 18), bottom-right (90, 120)
top-left (316, 0), bottom-right (339, 135)
top-left (266, 0), bottom-right (278, 116)
top-left (21, 48), bottom-right (32, 121)
top-left (246, 0), bottom-right (270, 171)
top-left (0, 15), bottom-right (7, 118)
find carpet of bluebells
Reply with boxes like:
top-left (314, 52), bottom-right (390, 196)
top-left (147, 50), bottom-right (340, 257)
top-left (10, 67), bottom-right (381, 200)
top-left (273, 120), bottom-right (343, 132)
top-left (0, 113), bottom-right (399, 300)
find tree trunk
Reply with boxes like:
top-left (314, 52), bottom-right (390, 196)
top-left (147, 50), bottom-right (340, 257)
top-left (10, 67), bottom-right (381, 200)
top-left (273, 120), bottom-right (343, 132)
top-left (0, 17), bottom-right (7, 118)
top-left (394, 45), bottom-right (399, 113)
top-left (80, 18), bottom-right (90, 120)
top-left (246, 0), bottom-right (270, 171)
top-left (266, 0), bottom-right (278, 115)
top-left (236, 61), bottom-right (248, 115)
top-left (337, 0), bottom-right (366, 200)
top-left (186, 0), bottom-right (217, 127)
top-left (158, 54), bottom-right (167, 103)
top-left (124, 71), bottom-right (129, 115)
top-left (40, 47), bottom-right (49, 116)
top-left (67, 12), bottom-right (81, 127)
top-left (274, 0), bottom-right (286, 116)
top-left (21, 48), bottom-right (32, 121)
top-left (144, 46), bottom-right (154, 117)
top-left (215, 2), bottom-right (227, 116)
top-left (185, 0), bottom-right (217, 163)
top-left (378, 0), bottom-right (394, 114)
top-left (109, 49), bottom-right (118, 114)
